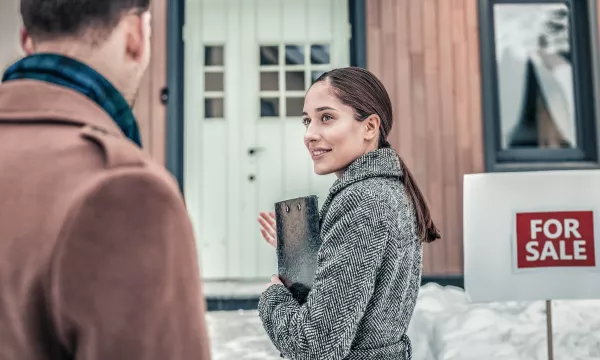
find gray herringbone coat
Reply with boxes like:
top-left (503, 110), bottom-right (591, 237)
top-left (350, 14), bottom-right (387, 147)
top-left (258, 148), bottom-right (423, 360)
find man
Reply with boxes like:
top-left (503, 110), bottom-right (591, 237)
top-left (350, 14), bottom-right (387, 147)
top-left (0, 1), bottom-right (212, 359)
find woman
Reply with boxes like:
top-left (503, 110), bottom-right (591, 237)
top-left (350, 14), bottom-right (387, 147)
top-left (257, 66), bottom-right (440, 360)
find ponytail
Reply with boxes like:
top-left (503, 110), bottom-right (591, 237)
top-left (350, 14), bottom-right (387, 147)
top-left (380, 140), bottom-right (440, 243)
top-left (396, 154), bottom-right (441, 243)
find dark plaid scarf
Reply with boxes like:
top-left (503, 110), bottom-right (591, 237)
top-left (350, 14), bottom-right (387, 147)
top-left (2, 53), bottom-right (142, 147)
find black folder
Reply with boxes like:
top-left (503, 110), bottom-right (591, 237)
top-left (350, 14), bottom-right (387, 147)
top-left (274, 195), bottom-right (321, 304)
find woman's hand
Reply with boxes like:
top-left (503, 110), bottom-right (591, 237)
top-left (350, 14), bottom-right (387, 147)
top-left (266, 274), bottom-right (284, 289)
top-left (257, 211), bottom-right (277, 248)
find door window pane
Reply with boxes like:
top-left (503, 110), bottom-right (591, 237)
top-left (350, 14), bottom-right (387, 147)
top-left (205, 46), bottom-right (224, 66)
top-left (286, 97), bottom-right (304, 117)
top-left (205, 98), bottom-right (224, 118)
top-left (260, 46), bottom-right (279, 65)
top-left (286, 71), bottom-right (305, 91)
top-left (205, 72), bottom-right (224, 92)
top-left (493, 3), bottom-right (576, 149)
top-left (311, 45), bottom-right (330, 64)
top-left (260, 72), bottom-right (279, 91)
top-left (285, 45), bottom-right (305, 65)
top-left (260, 98), bottom-right (280, 117)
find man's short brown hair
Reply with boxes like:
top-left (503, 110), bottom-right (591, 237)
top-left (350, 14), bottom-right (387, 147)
top-left (21, 0), bottom-right (151, 42)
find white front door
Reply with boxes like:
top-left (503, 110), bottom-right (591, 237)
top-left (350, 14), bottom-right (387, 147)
top-left (184, 0), bottom-right (350, 280)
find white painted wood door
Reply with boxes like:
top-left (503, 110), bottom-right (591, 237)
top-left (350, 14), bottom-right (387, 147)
top-left (184, 0), bottom-right (350, 280)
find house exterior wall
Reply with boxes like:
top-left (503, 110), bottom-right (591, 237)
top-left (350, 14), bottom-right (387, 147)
top-left (0, 0), bottom-right (23, 73)
top-left (365, 0), bottom-right (485, 276)
top-left (133, 0), bottom-right (168, 164)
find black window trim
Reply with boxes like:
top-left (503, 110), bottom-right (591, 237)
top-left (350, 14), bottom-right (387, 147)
top-left (478, 0), bottom-right (599, 172)
top-left (166, 0), bottom-right (185, 192)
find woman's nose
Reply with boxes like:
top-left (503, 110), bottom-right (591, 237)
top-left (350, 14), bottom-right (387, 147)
top-left (304, 123), bottom-right (320, 143)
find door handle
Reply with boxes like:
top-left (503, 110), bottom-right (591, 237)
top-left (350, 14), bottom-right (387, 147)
top-left (248, 147), bottom-right (265, 155)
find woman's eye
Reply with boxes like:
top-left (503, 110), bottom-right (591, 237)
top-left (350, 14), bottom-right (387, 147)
top-left (302, 118), bottom-right (310, 126)
top-left (321, 114), bottom-right (333, 122)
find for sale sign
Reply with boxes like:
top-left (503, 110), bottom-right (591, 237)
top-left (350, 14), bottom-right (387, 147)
top-left (516, 211), bottom-right (595, 268)
top-left (464, 170), bottom-right (600, 303)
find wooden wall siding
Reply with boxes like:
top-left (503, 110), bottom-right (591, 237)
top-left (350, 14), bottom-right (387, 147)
top-left (366, 0), bottom-right (484, 275)
top-left (133, 0), bottom-right (167, 165)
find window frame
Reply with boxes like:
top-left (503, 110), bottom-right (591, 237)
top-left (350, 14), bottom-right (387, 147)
top-left (478, 0), bottom-right (599, 172)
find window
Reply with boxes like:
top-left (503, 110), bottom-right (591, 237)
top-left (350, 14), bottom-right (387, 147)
top-left (258, 43), bottom-right (331, 119)
top-left (204, 45), bottom-right (225, 119)
top-left (478, 0), bottom-right (598, 171)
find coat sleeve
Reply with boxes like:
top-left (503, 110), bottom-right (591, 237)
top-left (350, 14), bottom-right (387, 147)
top-left (258, 189), bottom-right (390, 360)
top-left (49, 170), bottom-right (211, 360)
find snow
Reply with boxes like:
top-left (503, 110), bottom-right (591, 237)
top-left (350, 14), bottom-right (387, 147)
top-left (206, 283), bottom-right (600, 359)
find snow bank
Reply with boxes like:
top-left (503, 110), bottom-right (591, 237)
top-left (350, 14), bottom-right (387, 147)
top-left (408, 283), bottom-right (600, 360)
top-left (206, 283), bottom-right (600, 359)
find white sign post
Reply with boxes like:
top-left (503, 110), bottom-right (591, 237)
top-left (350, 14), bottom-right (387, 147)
top-left (546, 300), bottom-right (553, 360)
top-left (463, 170), bottom-right (600, 360)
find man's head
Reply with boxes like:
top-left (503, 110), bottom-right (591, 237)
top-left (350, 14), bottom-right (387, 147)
top-left (19, 0), bottom-right (152, 104)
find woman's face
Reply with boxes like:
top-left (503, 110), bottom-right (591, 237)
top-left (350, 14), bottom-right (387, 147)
top-left (302, 80), bottom-right (379, 177)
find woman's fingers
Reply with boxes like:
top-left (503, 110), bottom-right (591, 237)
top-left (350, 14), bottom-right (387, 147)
top-left (258, 213), bottom-right (276, 235)
top-left (260, 228), bottom-right (276, 248)
top-left (258, 211), bottom-right (278, 248)
top-left (266, 212), bottom-right (276, 227)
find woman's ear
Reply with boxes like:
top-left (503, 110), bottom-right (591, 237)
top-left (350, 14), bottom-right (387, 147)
top-left (364, 114), bottom-right (381, 141)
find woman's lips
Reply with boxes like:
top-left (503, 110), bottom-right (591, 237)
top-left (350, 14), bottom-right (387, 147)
top-left (310, 148), bottom-right (331, 160)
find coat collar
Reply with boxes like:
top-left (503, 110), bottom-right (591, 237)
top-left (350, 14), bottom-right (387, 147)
top-left (320, 148), bottom-right (403, 217)
top-left (2, 53), bottom-right (141, 147)
top-left (0, 79), bottom-right (123, 137)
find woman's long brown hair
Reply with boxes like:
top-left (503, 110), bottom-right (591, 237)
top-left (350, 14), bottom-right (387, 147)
top-left (314, 67), bottom-right (441, 243)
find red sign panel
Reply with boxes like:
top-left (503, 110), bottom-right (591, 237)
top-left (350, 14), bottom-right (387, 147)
top-left (516, 211), bottom-right (596, 268)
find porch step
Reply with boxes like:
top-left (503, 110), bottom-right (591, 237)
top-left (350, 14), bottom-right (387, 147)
top-left (204, 280), bottom-right (264, 311)
top-left (204, 280), bottom-right (266, 298)
top-left (203, 276), bottom-right (464, 311)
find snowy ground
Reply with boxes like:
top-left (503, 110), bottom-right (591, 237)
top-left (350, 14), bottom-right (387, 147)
top-left (206, 283), bottom-right (600, 360)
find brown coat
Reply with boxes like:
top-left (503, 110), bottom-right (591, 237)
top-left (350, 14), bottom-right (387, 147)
top-left (0, 79), bottom-right (211, 360)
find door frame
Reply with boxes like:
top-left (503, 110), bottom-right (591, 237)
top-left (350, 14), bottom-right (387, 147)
top-left (165, 0), bottom-right (367, 192)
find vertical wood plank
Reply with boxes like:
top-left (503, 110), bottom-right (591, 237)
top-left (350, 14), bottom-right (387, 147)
top-left (438, 0), bottom-right (461, 274)
top-left (422, 0), bottom-right (446, 274)
top-left (150, 0), bottom-right (167, 165)
top-left (407, 0), bottom-right (432, 273)
top-left (133, 61), bottom-right (152, 155)
top-left (0, 0), bottom-right (21, 73)
top-left (380, 0), bottom-right (396, 131)
top-left (451, 0), bottom-right (471, 274)
top-left (132, 0), bottom-right (169, 163)
top-left (466, 0), bottom-right (484, 173)
top-left (366, 0), bottom-right (382, 76)
top-left (393, 0), bottom-right (413, 166)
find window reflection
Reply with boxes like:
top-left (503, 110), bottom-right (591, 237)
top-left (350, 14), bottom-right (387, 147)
top-left (285, 45), bottom-right (305, 65)
top-left (310, 45), bottom-right (330, 64)
top-left (494, 3), bottom-right (576, 149)
top-left (260, 98), bottom-right (279, 117)
top-left (260, 46), bottom-right (278, 66)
